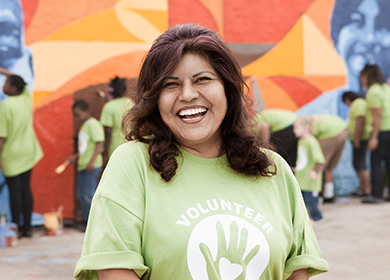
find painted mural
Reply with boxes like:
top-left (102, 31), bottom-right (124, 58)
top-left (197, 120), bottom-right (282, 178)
top-left (0, 0), bottom-right (388, 218)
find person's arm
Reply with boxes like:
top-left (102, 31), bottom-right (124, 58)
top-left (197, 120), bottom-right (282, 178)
top-left (368, 107), bottom-right (382, 151)
top-left (308, 162), bottom-right (324, 181)
top-left (287, 268), bottom-right (309, 280)
top-left (103, 126), bottom-right (112, 167)
top-left (98, 269), bottom-right (139, 280)
top-left (353, 115), bottom-right (365, 149)
top-left (0, 137), bottom-right (5, 171)
top-left (260, 122), bottom-right (271, 143)
top-left (86, 141), bottom-right (104, 172)
top-left (0, 67), bottom-right (13, 76)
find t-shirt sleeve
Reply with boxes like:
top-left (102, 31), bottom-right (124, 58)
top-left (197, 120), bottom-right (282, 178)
top-left (278, 156), bottom-right (328, 278)
top-left (352, 99), bottom-right (367, 117)
top-left (100, 103), bottom-right (114, 127)
top-left (310, 138), bottom-right (325, 165)
top-left (366, 86), bottom-right (382, 109)
top-left (74, 143), bottom-right (149, 279)
top-left (0, 103), bottom-right (8, 138)
top-left (88, 119), bottom-right (105, 143)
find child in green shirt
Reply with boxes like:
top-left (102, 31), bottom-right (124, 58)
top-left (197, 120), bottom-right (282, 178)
top-left (293, 117), bottom-right (325, 222)
top-left (66, 100), bottom-right (104, 231)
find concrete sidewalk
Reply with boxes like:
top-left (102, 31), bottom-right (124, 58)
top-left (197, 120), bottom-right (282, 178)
top-left (1, 196), bottom-right (389, 279)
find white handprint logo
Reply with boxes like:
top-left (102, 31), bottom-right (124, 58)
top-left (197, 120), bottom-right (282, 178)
top-left (187, 215), bottom-right (270, 280)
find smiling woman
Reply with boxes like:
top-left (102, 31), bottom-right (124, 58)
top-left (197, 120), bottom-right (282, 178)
top-left (74, 24), bottom-right (328, 280)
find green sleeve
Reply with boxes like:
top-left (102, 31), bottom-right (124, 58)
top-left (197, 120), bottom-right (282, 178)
top-left (74, 143), bottom-right (150, 279)
top-left (366, 85), bottom-right (383, 109)
top-left (0, 102), bottom-right (8, 137)
top-left (310, 137), bottom-right (325, 164)
top-left (280, 155), bottom-right (328, 278)
top-left (88, 119), bottom-right (105, 143)
top-left (352, 99), bottom-right (367, 117)
top-left (100, 102), bottom-right (114, 128)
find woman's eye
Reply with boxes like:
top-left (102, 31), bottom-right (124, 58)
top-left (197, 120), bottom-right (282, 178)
top-left (164, 82), bottom-right (178, 88)
top-left (196, 77), bottom-right (211, 83)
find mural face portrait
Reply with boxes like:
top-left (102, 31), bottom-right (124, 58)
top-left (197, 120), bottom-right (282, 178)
top-left (331, 0), bottom-right (390, 93)
top-left (0, 0), bottom-right (23, 69)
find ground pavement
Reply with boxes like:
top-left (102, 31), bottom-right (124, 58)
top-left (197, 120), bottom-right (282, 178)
top-left (1, 196), bottom-right (389, 279)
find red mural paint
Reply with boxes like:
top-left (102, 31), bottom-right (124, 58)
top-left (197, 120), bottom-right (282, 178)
top-left (169, 0), bottom-right (219, 33)
top-left (169, 0), bottom-right (312, 44)
top-left (32, 95), bottom-right (75, 218)
top-left (269, 76), bottom-right (322, 108)
top-left (20, 0), bottom-right (40, 30)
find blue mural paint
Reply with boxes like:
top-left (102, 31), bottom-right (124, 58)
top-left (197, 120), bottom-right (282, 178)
top-left (0, 0), bottom-right (34, 103)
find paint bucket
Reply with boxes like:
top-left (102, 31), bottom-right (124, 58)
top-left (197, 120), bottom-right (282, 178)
top-left (43, 206), bottom-right (64, 236)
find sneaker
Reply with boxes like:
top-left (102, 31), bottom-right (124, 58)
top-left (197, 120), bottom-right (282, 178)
top-left (351, 189), bottom-right (367, 197)
top-left (323, 197), bottom-right (335, 203)
top-left (361, 195), bottom-right (384, 204)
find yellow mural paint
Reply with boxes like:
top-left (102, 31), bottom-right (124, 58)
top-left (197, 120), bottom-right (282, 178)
top-left (116, 0), bottom-right (166, 44)
top-left (132, 9), bottom-right (168, 33)
top-left (302, 15), bottom-right (346, 76)
top-left (31, 41), bottom-right (150, 92)
top-left (242, 18), bottom-right (305, 76)
top-left (43, 9), bottom-right (143, 42)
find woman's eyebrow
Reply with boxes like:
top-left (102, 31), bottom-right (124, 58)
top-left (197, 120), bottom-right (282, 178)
top-left (192, 71), bottom-right (216, 78)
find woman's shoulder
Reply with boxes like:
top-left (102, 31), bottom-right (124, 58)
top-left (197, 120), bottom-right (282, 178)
top-left (260, 148), bottom-right (290, 172)
top-left (114, 141), bottom-right (148, 155)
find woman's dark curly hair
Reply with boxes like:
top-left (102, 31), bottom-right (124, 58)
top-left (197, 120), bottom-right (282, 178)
top-left (122, 23), bottom-right (276, 182)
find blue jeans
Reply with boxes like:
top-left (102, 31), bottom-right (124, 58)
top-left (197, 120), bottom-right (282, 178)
top-left (302, 191), bottom-right (323, 221)
top-left (77, 167), bottom-right (101, 221)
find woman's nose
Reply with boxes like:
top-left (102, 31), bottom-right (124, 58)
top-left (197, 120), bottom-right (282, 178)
top-left (179, 83), bottom-right (199, 102)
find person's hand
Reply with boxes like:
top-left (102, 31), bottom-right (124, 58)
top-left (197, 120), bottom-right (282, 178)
top-left (353, 139), bottom-right (361, 149)
top-left (199, 221), bottom-right (260, 280)
top-left (86, 161), bottom-right (95, 172)
top-left (67, 154), bottom-right (79, 164)
top-left (308, 170), bottom-right (318, 181)
top-left (368, 138), bottom-right (379, 151)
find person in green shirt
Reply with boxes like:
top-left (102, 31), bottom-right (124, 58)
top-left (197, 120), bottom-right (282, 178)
top-left (100, 77), bottom-right (133, 169)
top-left (0, 67), bottom-right (43, 238)
top-left (360, 64), bottom-right (390, 203)
top-left (342, 91), bottom-right (372, 197)
top-left (255, 109), bottom-right (298, 168)
top-left (310, 114), bottom-right (348, 203)
top-left (74, 24), bottom-right (328, 280)
top-left (293, 116), bottom-right (325, 222)
top-left (65, 100), bottom-right (104, 231)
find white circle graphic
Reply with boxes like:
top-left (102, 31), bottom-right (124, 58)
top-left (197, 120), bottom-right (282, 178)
top-left (187, 214), bottom-right (270, 280)
top-left (78, 131), bottom-right (89, 155)
top-left (295, 146), bottom-right (308, 172)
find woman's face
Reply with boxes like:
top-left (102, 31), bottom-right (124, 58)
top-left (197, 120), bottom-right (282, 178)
top-left (157, 53), bottom-right (228, 154)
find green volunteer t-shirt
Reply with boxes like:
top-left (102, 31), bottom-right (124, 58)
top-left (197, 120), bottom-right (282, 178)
top-left (77, 118), bottom-right (104, 171)
top-left (347, 98), bottom-right (372, 140)
top-left (74, 142), bottom-right (328, 279)
top-left (100, 97), bottom-right (133, 157)
top-left (366, 83), bottom-right (390, 131)
top-left (312, 115), bottom-right (347, 139)
top-left (0, 87), bottom-right (43, 177)
top-left (295, 136), bottom-right (325, 192)
top-left (256, 109), bottom-right (296, 132)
